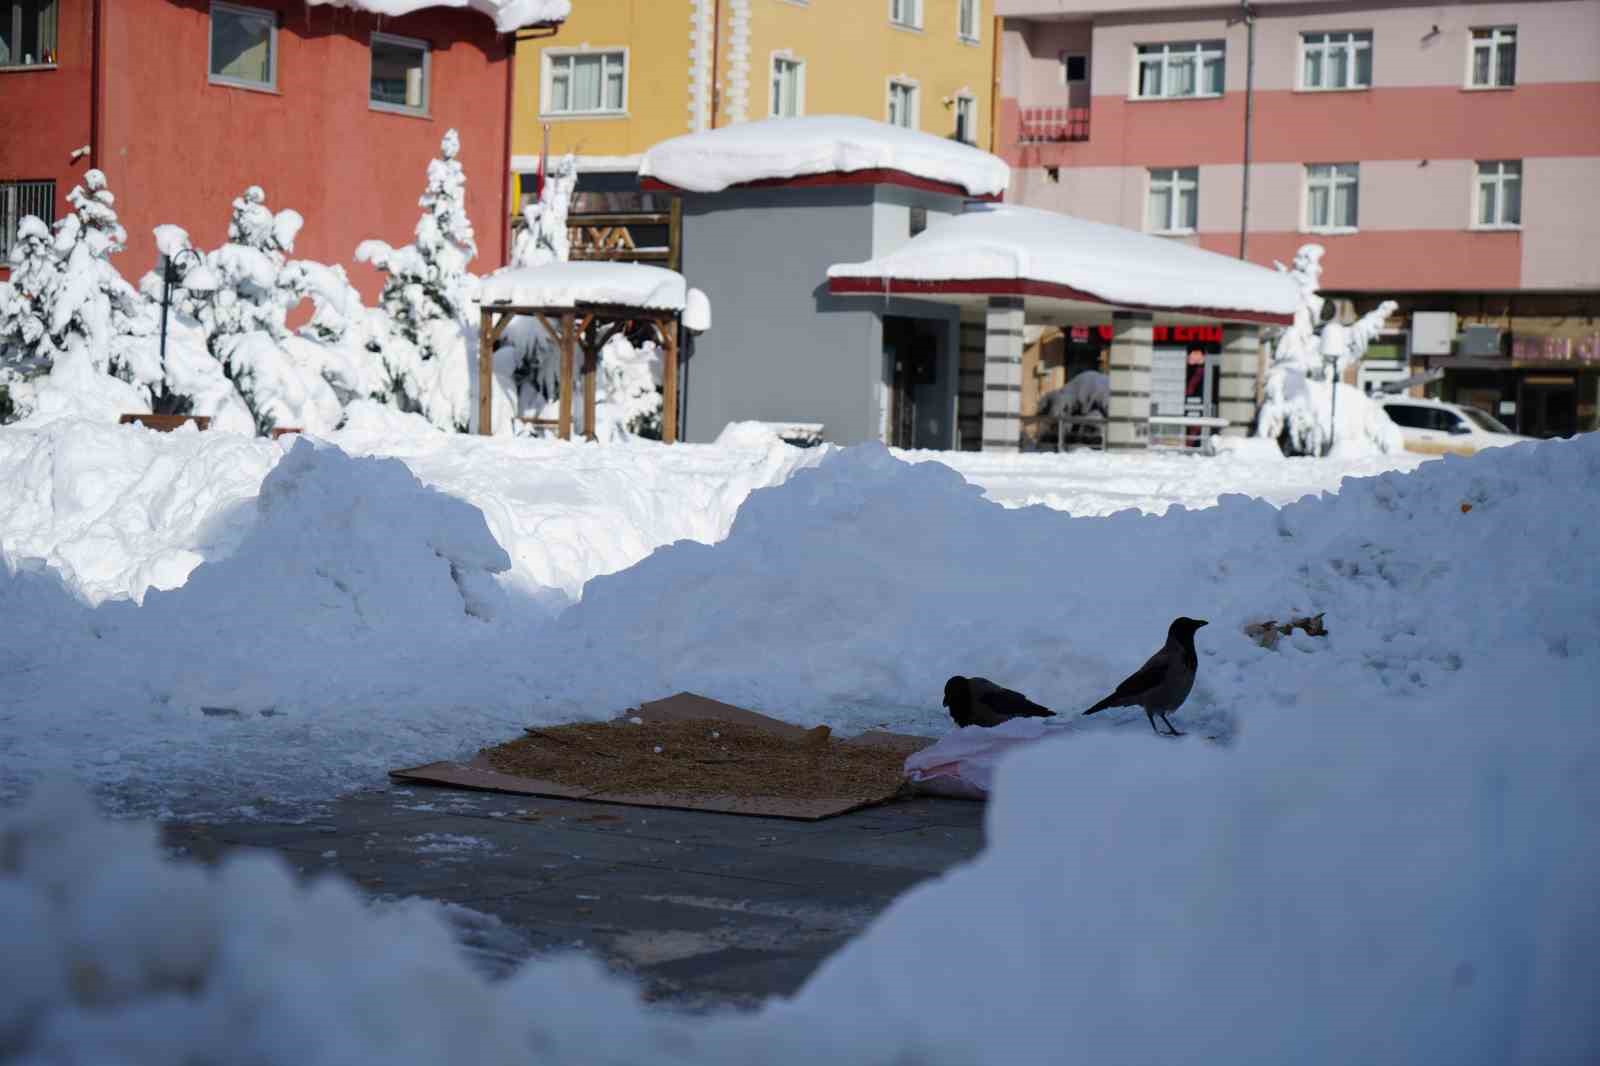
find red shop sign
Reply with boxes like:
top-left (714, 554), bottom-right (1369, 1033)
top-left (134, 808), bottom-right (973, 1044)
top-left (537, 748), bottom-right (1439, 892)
top-left (1091, 324), bottom-right (1224, 344)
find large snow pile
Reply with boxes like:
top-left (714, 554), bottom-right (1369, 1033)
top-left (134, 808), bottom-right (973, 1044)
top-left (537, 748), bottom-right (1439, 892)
top-left (305, 0), bottom-right (570, 31)
top-left (829, 205), bottom-right (1299, 319)
top-left (639, 115), bottom-right (1011, 198)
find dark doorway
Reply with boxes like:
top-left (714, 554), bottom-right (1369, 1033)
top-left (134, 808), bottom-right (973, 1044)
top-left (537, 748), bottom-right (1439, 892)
top-left (883, 317), bottom-right (940, 449)
top-left (1518, 377), bottom-right (1578, 438)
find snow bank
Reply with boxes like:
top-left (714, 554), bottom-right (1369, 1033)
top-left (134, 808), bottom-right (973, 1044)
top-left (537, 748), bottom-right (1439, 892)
top-left (478, 262), bottom-right (687, 312)
top-left (305, 0), bottom-right (570, 32)
top-left (639, 115), bottom-right (1010, 198)
top-left (830, 205), bottom-right (1299, 319)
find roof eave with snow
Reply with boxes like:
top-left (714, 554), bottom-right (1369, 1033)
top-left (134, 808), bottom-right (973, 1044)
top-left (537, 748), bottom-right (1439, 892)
top-left (640, 169), bottom-right (1001, 203)
top-left (303, 0), bottom-right (571, 34)
top-left (827, 276), bottom-right (1293, 327)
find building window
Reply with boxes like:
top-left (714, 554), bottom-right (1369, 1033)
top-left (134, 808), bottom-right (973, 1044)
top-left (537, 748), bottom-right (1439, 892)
top-left (1135, 41), bottom-right (1224, 99)
top-left (0, 179), bottom-right (54, 260)
top-left (209, 2), bottom-right (276, 91)
top-left (1147, 167), bottom-right (1198, 233)
top-left (1468, 26), bottom-right (1516, 87)
top-left (0, 0), bottom-right (57, 67)
top-left (770, 55), bottom-right (804, 118)
top-left (1475, 161), bottom-right (1521, 227)
top-left (957, 0), bottom-right (980, 42)
top-left (543, 49), bottom-right (627, 116)
top-left (1300, 31), bottom-right (1371, 90)
top-left (371, 33), bottom-right (429, 114)
top-left (890, 0), bottom-right (921, 31)
top-left (1062, 53), bottom-right (1088, 84)
top-left (1305, 163), bottom-right (1359, 230)
top-left (953, 94), bottom-right (977, 143)
top-left (888, 79), bottom-right (918, 128)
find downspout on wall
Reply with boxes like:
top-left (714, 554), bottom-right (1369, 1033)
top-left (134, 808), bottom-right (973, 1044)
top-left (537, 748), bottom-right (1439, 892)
top-left (501, 33), bottom-right (516, 267)
top-left (90, 0), bottom-right (104, 171)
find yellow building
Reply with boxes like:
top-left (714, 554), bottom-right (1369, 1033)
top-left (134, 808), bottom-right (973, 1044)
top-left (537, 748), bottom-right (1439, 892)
top-left (511, 0), bottom-right (996, 197)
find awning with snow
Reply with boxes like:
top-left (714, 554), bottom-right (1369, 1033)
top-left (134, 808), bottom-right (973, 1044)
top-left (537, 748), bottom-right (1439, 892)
top-left (638, 116), bottom-right (1010, 200)
top-left (827, 205), bottom-right (1298, 326)
top-left (304, 0), bottom-right (569, 31)
top-left (479, 261), bottom-right (689, 314)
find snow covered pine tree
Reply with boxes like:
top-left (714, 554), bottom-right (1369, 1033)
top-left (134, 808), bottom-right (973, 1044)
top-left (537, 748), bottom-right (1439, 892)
top-left (356, 128), bottom-right (480, 429)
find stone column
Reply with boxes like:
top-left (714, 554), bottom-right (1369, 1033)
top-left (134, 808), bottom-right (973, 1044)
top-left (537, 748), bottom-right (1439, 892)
top-left (957, 314), bottom-right (986, 451)
top-left (982, 296), bottom-right (1024, 451)
top-left (1218, 324), bottom-right (1262, 437)
top-left (1106, 311), bottom-right (1152, 450)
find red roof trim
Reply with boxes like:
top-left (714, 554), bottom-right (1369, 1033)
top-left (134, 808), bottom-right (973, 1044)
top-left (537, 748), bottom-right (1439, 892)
top-left (641, 168), bottom-right (1002, 202)
top-left (826, 276), bottom-right (1293, 326)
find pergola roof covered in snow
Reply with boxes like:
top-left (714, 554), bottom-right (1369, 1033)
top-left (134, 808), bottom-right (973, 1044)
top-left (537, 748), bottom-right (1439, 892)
top-left (479, 262), bottom-right (687, 313)
top-left (638, 116), bottom-right (1010, 200)
top-left (828, 205), bottom-right (1299, 325)
top-left (305, 0), bottom-right (570, 31)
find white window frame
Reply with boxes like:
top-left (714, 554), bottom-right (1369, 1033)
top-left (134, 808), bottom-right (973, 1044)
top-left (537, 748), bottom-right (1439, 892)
top-left (369, 31), bottom-right (430, 117)
top-left (540, 47), bottom-right (629, 118)
top-left (957, 0), bottom-right (980, 43)
top-left (1146, 167), bottom-right (1198, 234)
top-left (1298, 30), bottom-right (1372, 91)
top-left (889, 0), bottom-right (922, 31)
top-left (769, 52), bottom-right (805, 118)
top-left (953, 92), bottom-right (977, 144)
top-left (1466, 26), bottom-right (1516, 89)
top-left (1473, 160), bottom-right (1522, 229)
top-left (1304, 163), bottom-right (1360, 233)
top-left (208, 1), bottom-right (277, 92)
top-left (887, 77), bottom-right (919, 129)
top-left (1133, 40), bottom-right (1225, 100)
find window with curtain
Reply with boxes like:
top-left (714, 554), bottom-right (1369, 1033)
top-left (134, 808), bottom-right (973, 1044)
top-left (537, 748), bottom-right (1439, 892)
top-left (1147, 167), bottom-right (1198, 233)
top-left (888, 80), bottom-right (918, 128)
top-left (1135, 41), bottom-right (1224, 99)
top-left (1, 0), bottom-right (58, 67)
top-left (1469, 26), bottom-right (1516, 87)
top-left (209, 2), bottom-right (275, 89)
top-left (544, 50), bottom-right (626, 114)
top-left (1305, 163), bottom-right (1359, 230)
top-left (958, 0), bottom-right (979, 42)
top-left (771, 57), bottom-right (803, 117)
top-left (371, 34), bottom-right (429, 113)
top-left (1301, 31), bottom-right (1371, 90)
top-left (890, 0), bottom-right (921, 30)
top-left (1475, 161), bottom-right (1521, 227)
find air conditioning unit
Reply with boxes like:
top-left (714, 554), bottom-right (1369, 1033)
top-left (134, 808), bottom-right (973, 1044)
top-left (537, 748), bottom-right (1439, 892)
top-left (1409, 312), bottom-right (1456, 355)
top-left (1460, 325), bottom-right (1504, 358)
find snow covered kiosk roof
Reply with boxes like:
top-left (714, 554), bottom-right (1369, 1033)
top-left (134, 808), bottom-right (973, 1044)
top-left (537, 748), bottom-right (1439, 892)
top-left (304, 0), bottom-right (570, 32)
top-left (478, 261), bottom-right (688, 312)
top-left (638, 116), bottom-right (1010, 200)
top-left (828, 205), bottom-right (1299, 325)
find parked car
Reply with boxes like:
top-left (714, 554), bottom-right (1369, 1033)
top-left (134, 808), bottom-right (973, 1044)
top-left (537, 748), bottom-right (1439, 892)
top-left (1378, 397), bottom-right (1535, 456)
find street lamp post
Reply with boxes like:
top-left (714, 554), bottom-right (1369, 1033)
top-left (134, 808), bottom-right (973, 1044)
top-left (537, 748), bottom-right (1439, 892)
top-left (1320, 320), bottom-right (1347, 457)
top-left (157, 248), bottom-right (202, 374)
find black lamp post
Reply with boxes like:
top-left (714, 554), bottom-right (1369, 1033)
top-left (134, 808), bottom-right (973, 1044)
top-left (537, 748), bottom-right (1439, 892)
top-left (157, 248), bottom-right (202, 372)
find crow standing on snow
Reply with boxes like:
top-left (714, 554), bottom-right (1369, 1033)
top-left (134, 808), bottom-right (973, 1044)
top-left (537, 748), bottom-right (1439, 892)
top-left (1082, 617), bottom-right (1208, 736)
top-left (943, 676), bottom-right (1057, 729)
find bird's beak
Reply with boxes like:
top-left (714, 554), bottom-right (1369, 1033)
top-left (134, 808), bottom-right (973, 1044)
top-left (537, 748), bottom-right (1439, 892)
top-left (1196, 620), bottom-right (1209, 628)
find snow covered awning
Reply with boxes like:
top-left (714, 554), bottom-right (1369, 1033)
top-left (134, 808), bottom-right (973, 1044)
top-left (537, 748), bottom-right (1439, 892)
top-left (304, 0), bottom-right (569, 32)
top-left (479, 261), bottom-right (687, 313)
top-left (638, 116), bottom-right (1009, 200)
top-left (827, 205), bottom-right (1298, 326)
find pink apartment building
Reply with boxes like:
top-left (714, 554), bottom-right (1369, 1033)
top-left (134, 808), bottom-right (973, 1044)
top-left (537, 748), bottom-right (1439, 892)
top-left (994, 0), bottom-right (1600, 438)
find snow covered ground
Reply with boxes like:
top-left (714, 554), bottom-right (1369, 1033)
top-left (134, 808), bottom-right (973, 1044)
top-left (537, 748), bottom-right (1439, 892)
top-left (0, 418), bottom-right (1440, 816)
top-left (2, 425), bottom-right (1594, 1064)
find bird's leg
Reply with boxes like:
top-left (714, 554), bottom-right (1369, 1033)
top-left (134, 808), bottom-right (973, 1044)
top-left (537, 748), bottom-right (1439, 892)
top-left (1147, 712), bottom-right (1162, 735)
top-left (1161, 714), bottom-right (1185, 737)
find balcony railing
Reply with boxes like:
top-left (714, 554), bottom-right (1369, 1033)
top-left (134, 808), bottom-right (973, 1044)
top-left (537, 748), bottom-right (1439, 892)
top-left (1017, 106), bottom-right (1090, 144)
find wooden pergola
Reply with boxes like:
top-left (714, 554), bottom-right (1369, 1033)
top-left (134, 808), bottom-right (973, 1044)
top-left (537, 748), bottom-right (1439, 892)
top-left (477, 302), bottom-right (680, 443)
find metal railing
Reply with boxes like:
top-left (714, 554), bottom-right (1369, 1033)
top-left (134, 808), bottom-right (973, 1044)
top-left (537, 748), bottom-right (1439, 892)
top-left (0, 180), bottom-right (56, 260)
top-left (1017, 106), bottom-right (1091, 144)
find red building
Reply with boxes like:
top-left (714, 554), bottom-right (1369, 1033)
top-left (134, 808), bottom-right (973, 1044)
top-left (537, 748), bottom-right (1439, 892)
top-left (1, 1), bottom-right (565, 299)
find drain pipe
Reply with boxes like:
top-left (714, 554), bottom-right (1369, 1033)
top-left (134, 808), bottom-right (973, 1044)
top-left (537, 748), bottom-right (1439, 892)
top-left (1238, 1), bottom-right (1256, 260)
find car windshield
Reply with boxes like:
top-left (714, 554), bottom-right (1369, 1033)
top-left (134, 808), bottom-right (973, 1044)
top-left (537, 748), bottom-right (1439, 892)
top-left (1460, 407), bottom-right (1513, 434)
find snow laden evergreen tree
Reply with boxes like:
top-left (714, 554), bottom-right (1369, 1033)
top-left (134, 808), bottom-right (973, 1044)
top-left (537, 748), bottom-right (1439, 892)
top-left (0, 170), bottom-right (156, 422)
top-left (356, 129), bottom-right (480, 427)
top-left (1254, 244), bottom-right (1401, 456)
top-left (502, 153), bottom-right (578, 414)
